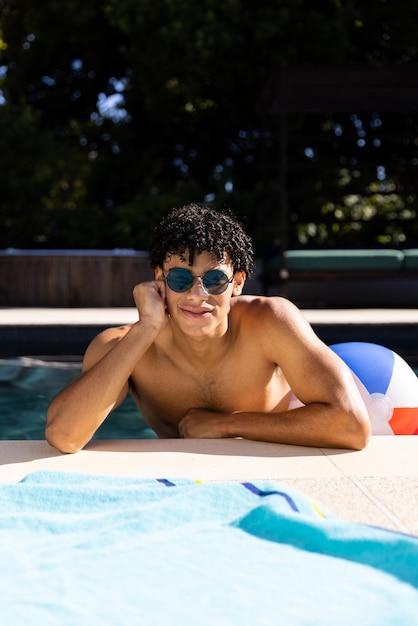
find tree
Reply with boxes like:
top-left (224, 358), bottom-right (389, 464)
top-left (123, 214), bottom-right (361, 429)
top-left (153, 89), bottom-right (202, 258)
top-left (1, 0), bottom-right (418, 251)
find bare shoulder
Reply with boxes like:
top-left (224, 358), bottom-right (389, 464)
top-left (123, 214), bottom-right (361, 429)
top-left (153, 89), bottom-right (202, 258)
top-left (82, 324), bottom-right (133, 371)
top-left (231, 295), bottom-right (307, 329)
top-left (231, 296), bottom-right (320, 361)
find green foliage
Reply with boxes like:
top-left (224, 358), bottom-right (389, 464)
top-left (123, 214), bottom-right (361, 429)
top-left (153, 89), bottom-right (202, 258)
top-left (0, 0), bottom-right (418, 251)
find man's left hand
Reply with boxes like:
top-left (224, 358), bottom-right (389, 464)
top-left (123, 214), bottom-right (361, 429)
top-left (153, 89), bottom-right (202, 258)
top-left (178, 408), bottom-right (230, 438)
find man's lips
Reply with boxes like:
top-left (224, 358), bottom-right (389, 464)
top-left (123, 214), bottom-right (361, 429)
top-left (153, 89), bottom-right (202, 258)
top-left (180, 306), bottom-right (213, 318)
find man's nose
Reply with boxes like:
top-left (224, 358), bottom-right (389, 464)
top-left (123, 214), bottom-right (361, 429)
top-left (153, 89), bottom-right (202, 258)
top-left (189, 276), bottom-right (209, 296)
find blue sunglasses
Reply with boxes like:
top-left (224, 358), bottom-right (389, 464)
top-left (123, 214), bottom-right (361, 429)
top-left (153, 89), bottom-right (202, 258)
top-left (163, 268), bottom-right (234, 294)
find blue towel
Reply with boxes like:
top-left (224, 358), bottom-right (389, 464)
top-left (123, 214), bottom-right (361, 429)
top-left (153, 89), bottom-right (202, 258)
top-left (0, 471), bottom-right (417, 625)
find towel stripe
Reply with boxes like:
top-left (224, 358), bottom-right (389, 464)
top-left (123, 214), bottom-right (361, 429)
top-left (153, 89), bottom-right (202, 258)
top-left (155, 479), bottom-right (326, 518)
top-left (156, 478), bottom-right (176, 487)
top-left (242, 482), bottom-right (299, 512)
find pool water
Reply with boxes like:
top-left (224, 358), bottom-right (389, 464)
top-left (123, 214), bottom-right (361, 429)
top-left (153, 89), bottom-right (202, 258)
top-left (0, 358), bottom-right (157, 440)
top-left (2, 356), bottom-right (418, 441)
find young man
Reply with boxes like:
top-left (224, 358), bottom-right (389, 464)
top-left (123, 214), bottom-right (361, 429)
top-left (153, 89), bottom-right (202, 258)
top-left (46, 203), bottom-right (371, 453)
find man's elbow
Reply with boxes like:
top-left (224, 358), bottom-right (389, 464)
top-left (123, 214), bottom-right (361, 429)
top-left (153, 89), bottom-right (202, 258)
top-left (45, 428), bottom-right (84, 454)
top-left (346, 412), bottom-right (371, 451)
top-left (45, 415), bottom-right (85, 454)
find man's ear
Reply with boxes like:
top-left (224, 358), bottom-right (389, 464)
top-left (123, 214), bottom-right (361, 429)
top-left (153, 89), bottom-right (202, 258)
top-left (232, 271), bottom-right (246, 296)
top-left (155, 266), bottom-right (163, 280)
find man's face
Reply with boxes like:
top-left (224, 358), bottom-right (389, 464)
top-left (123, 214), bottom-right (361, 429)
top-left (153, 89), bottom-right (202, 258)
top-left (155, 250), bottom-right (245, 338)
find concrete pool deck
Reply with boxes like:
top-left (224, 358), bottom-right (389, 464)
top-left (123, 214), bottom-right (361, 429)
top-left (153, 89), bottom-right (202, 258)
top-left (0, 307), bottom-right (417, 536)
top-left (2, 305), bottom-right (418, 326)
top-left (0, 437), bottom-right (417, 536)
top-left (2, 305), bottom-right (418, 360)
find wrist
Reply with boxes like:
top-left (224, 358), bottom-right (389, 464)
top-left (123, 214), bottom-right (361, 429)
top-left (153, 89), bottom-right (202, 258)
top-left (126, 319), bottom-right (162, 349)
top-left (135, 316), bottom-right (165, 337)
top-left (223, 412), bottom-right (240, 438)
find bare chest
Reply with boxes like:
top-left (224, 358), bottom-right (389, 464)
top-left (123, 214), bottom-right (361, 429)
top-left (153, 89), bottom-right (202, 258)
top-left (129, 349), bottom-right (289, 436)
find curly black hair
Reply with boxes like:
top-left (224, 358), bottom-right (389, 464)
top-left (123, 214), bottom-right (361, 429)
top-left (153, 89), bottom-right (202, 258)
top-left (148, 203), bottom-right (255, 276)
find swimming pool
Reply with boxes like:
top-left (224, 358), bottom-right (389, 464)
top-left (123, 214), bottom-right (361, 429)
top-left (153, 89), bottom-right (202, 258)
top-left (2, 355), bottom-right (418, 441)
top-left (0, 358), bottom-right (157, 440)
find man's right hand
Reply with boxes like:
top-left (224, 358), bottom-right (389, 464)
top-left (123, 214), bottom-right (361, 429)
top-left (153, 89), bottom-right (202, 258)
top-left (133, 280), bottom-right (169, 334)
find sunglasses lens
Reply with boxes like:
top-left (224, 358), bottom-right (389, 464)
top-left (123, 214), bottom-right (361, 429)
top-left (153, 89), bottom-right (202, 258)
top-left (166, 268), bottom-right (193, 292)
top-left (164, 268), bottom-right (232, 294)
top-left (202, 270), bottom-right (230, 294)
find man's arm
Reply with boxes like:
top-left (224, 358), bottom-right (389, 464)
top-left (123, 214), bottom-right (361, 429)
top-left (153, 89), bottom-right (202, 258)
top-left (178, 298), bottom-right (371, 450)
top-left (46, 280), bottom-right (167, 453)
top-left (178, 401), bottom-right (369, 450)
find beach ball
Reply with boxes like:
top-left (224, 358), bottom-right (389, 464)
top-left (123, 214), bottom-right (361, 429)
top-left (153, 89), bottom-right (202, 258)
top-left (331, 342), bottom-right (418, 435)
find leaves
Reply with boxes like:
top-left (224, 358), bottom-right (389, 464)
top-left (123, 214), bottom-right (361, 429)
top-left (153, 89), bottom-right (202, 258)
top-left (0, 0), bottom-right (418, 250)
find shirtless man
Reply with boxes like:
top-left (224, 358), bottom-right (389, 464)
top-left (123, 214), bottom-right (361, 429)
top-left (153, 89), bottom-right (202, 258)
top-left (46, 203), bottom-right (371, 453)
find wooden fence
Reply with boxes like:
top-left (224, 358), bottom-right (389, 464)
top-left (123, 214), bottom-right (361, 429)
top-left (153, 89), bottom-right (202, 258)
top-left (0, 250), bottom-right (154, 307)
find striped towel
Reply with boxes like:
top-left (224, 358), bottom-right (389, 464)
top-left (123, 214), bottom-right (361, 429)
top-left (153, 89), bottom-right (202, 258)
top-left (0, 471), bottom-right (417, 625)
